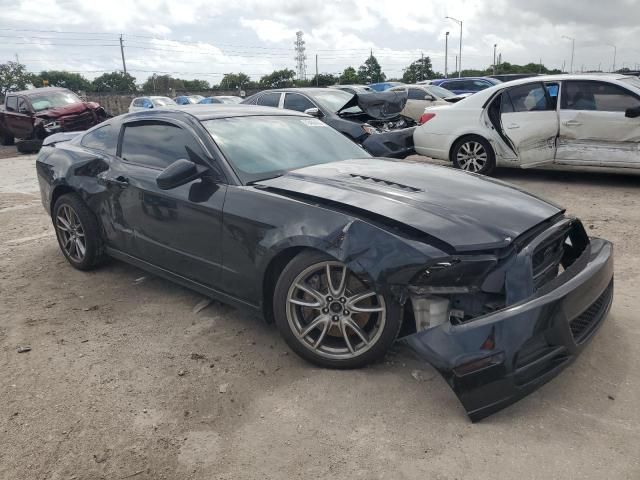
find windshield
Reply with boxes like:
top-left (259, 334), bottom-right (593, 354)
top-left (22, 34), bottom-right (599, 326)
top-left (152, 97), bottom-right (177, 107)
top-left (29, 90), bottom-right (82, 112)
top-left (310, 89), bottom-right (361, 113)
top-left (203, 115), bottom-right (370, 183)
top-left (426, 85), bottom-right (456, 99)
top-left (621, 76), bottom-right (640, 89)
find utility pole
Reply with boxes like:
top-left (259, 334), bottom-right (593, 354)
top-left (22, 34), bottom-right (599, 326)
top-left (119, 34), bottom-right (127, 74)
top-left (493, 44), bottom-right (497, 75)
top-left (445, 32), bottom-right (449, 78)
top-left (539, 58), bottom-right (542, 73)
top-left (562, 35), bottom-right (575, 73)
top-left (14, 53), bottom-right (19, 63)
top-left (446, 16), bottom-right (463, 77)
top-left (607, 43), bottom-right (617, 72)
top-left (455, 55), bottom-right (458, 75)
top-left (421, 52), bottom-right (424, 81)
top-left (315, 54), bottom-right (318, 86)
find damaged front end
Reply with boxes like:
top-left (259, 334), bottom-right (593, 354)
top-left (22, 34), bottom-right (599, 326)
top-left (337, 90), bottom-right (417, 158)
top-left (403, 217), bottom-right (614, 421)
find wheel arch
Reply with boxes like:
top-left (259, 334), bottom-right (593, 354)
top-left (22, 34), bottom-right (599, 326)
top-left (50, 184), bottom-right (77, 216)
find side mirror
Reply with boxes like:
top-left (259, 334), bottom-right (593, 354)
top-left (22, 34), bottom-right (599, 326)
top-left (425, 94), bottom-right (436, 101)
top-left (625, 106), bottom-right (640, 118)
top-left (156, 159), bottom-right (206, 190)
top-left (147, 104), bottom-right (154, 109)
top-left (304, 107), bottom-right (323, 117)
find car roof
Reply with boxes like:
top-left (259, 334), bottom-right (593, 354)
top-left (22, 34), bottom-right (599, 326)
top-left (9, 87), bottom-right (71, 96)
top-left (122, 104), bottom-right (308, 121)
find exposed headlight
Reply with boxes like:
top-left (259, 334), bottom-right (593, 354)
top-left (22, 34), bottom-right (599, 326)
top-left (44, 120), bottom-right (61, 132)
top-left (410, 256), bottom-right (497, 293)
top-left (409, 256), bottom-right (498, 332)
top-left (361, 124), bottom-right (379, 135)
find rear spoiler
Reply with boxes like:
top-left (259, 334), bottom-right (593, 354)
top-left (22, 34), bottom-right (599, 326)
top-left (42, 131), bottom-right (83, 147)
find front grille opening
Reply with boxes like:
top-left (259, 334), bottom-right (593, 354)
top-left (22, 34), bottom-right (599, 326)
top-left (570, 281), bottom-right (613, 344)
top-left (531, 220), bottom-right (589, 291)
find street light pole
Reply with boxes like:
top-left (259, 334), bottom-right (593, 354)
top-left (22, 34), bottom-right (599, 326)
top-left (446, 16), bottom-right (462, 77)
top-left (607, 43), bottom-right (617, 72)
top-left (445, 32), bottom-right (449, 78)
top-left (493, 44), bottom-right (497, 75)
top-left (562, 35), bottom-right (575, 73)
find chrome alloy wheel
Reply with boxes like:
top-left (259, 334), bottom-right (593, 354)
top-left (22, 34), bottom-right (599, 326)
top-left (286, 261), bottom-right (386, 360)
top-left (55, 204), bottom-right (86, 262)
top-left (456, 140), bottom-right (488, 172)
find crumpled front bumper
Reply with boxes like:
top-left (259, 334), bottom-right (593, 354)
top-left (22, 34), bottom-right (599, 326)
top-left (405, 237), bottom-right (614, 422)
top-left (362, 126), bottom-right (416, 158)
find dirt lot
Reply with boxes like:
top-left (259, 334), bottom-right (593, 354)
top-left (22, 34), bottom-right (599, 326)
top-left (1, 145), bottom-right (639, 480)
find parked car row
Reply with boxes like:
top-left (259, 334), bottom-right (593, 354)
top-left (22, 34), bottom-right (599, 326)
top-left (128, 95), bottom-right (243, 112)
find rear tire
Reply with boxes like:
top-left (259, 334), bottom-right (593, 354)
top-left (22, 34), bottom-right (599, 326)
top-left (451, 135), bottom-right (496, 175)
top-left (273, 250), bottom-right (401, 369)
top-left (16, 139), bottom-right (42, 154)
top-left (0, 131), bottom-right (14, 146)
top-left (52, 193), bottom-right (106, 271)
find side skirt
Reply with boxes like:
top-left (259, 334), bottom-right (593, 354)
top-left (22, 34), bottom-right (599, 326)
top-left (105, 246), bottom-right (263, 317)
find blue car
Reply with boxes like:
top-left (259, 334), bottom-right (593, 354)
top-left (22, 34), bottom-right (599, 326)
top-left (174, 95), bottom-right (204, 105)
top-left (368, 81), bottom-right (405, 92)
top-left (198, 96), bottom-right (243, 104)
top-left (429, 77), bottom-right (501, 95)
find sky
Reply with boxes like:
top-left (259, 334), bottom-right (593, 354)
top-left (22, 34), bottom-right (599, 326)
top-left (1, 0), bottom-right (639, 84)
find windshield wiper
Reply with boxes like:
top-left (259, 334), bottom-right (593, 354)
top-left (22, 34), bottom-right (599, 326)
top-left (247, 173), bottom-right (285, 185)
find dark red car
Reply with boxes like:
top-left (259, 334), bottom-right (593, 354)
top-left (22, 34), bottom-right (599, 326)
top-left (0, 87), bottom-right (108, 153)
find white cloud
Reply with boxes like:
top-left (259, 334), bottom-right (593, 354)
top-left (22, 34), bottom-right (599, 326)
top-left (239, 18), bottom-right (296, 43)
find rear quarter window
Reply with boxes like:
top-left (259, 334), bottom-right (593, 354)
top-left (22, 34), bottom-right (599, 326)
top-left (80, 124), bottom-right (118, 154)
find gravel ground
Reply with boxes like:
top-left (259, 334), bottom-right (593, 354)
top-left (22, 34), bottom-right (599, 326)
top-left (1, 148), bottom-right (639, 480)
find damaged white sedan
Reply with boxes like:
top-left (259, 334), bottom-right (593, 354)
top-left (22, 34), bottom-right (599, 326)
top-left (413, 74), bottom-right (640, 175)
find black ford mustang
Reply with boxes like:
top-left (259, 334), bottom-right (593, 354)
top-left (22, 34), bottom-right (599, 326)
top-left (36, 105), bottom-right (614, 421)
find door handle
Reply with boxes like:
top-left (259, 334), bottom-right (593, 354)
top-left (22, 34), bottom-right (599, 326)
top-left (563, 120), bottom-right (582, 127)
top-left (506, 123), bottom-right (520, 129)
top-left (98, 175), bottom-right (129, 188)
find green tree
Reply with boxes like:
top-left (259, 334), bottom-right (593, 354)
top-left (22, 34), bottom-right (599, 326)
top-left (141, 75), bottom-right (184, 94)
top-left (259, 69), bottom-right (296, 88)
top-left (402, 57), bottom-right (435, 83)
top-left (0, 61), bottom-right (32, 96)
top-left (357, 55), bottom-right (385, 84)
top-left (92, 71), bottom-right (137, 93)
top-left (181, 79), bottom-right (210, 91)
top-left (220, 72), bottom-right (251, 90)
top-left (309, 73), bottom-right (338, 87)
top-left (339, 66), bottom-right (359, 84)
top-left (32, 70), bottom-right (92, 92)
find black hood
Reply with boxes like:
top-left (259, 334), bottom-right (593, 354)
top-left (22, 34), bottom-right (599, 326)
top-left (336, 90), bottom-right (408, 120)
top-left (257, 159), bottom-right (562, 252)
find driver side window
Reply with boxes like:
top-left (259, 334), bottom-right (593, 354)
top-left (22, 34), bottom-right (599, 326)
top-left (283, 93), bottom-right (316, 112)
top-left (120, 121), bottom-right (207, 169)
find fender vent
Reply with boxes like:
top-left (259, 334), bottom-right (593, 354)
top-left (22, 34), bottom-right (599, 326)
top-left (348, 174), bottom-right (422, 193)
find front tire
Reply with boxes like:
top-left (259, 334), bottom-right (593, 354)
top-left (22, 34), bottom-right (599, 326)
top-left (273, 250), bottom-right (401, 369)
top-left (52, 193), bottom-right (106, 270)
top-left (451, 135), bottom-right (496, 175)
